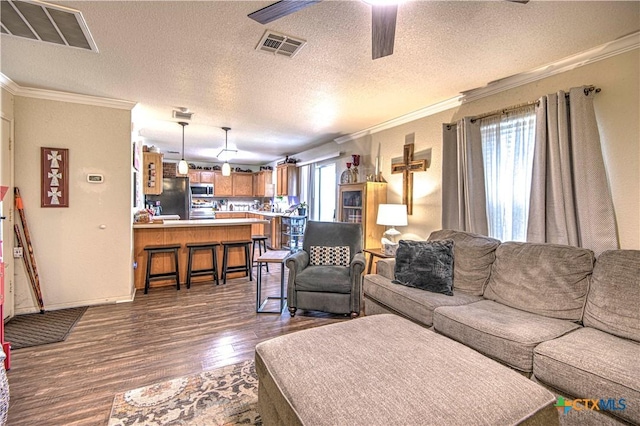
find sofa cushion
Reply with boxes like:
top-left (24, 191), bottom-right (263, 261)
top-left (583, 250), bottom-right (640, 342)
top-left (428, 229), bottom-right (500, 296)
top-left (533, 327), bottom-right (640, 425)
top-left (433, 300), bottom-right (581, 372)
top-left (392, 240), bottom-right (454, 296)
top-left (294, 266), bottom-right (351, 293)
top-left (363, 274), bottom-right (482, 327)
top-left (483, 242), bottom-right (594, 321)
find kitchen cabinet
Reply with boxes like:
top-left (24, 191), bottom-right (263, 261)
top-left (143, 152), bottom-right (164, 195)
top-left (337, 182), bottom-right (387, 249)
top-left (188, 170), bottom-right (215, 183)
top-left (213, 172), bottom-right (233, 196)
top-left (232, 173), bottom-right (253, 197)
top-left (214, 212), bottom-right (246, 219)
top-left (253, 170), bottom-right (274, 197)
top-left (200, 172), bottom-right (214, 183)
top-left (276, 164), bottom-right (298, 196)
top-left (187, 170), bottom-right (200, 183)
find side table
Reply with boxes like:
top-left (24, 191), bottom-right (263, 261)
top-left (363, 248), bottom-right (395, 274)
top-left (256, 250), bottom-right (290, 313)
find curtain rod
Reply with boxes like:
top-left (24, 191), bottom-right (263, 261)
top-left (445, 85), bottom-right (601, 126)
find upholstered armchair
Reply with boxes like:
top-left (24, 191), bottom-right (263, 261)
top-left (286, 221), bottom-right (365, 318)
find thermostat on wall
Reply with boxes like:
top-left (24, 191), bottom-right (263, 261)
top-left (87, 174), bottom-right (104, 183)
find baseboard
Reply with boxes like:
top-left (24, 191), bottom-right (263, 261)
top-left (13, 294), bottom-right (134, 315)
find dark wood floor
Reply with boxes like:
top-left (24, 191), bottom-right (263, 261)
top-left (5, 264), bottom-right (347, 425)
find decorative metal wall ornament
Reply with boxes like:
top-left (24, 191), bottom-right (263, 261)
top-left (41, 147), bottom-right (69, 207)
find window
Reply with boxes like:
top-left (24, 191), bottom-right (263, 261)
top-left (480, 106), bottom-right (536, 241)
top-left (313, 163), bottom-right (336, 221)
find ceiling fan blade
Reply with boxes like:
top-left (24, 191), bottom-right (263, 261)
top-left (505, 0), bottom-right (529, 3)
top-left (371, 4), bottom-right (398, 60)
top-left (248, 0), bottom-right (322, 24)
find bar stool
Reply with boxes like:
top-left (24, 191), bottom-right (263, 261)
top-left (186, 241), bottom-right (220, 288)
top-left (143, 244), bottom-right (181, 294)
top-left (252, 235), bottom-right (269, 272)
top-left (221, 240), bottom-right (253, 284)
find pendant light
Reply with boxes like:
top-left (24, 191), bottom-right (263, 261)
top-left (177, 121), bottom-right (189, 175)
top-left (217, 126), bottom-right (236, 177)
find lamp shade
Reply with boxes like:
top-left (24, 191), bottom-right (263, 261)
top-left (177, 159), bottom-right (189, 175)
top-left (222, 161), bottom-right (231, 176)
top-left (376, 204), bottom-right (408, 227)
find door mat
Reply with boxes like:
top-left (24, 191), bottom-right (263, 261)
top-left (4, 306), bottom-right (88, 349)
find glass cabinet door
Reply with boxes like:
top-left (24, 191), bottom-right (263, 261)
top-left (340, 189), bottom-right (363, 223)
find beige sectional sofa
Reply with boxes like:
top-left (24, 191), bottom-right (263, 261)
top-left (363, 230), bottom-right (639, 425)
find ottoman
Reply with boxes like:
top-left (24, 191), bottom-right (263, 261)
top-left (255, 314), bottom-right (559, 425)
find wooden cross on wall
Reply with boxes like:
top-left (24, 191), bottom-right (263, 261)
top-left (391, 141), bottom-right (428, 215)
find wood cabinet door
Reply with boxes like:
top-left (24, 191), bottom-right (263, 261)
top-left (232, 173), bottom-right (253, 196)
top-left (200, 172), bottom-right (214, 183)
top-left (213, 172), bottom-right (233, 196)
top-left (187, 170), bottom-right (200, 183)
top-left (253, 173), bottom-right (261, 197)
top-left (276, 166), bottom-right (287, 196)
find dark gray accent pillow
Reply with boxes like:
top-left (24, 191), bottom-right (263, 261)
top-left (392, 240), bottom-right (454, 296)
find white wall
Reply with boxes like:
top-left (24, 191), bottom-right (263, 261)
top-left (13, 96), bottom-right (134, 313)
top-left (335, 50), bottom-right (640, 249)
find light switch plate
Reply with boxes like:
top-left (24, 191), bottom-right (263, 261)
top-left (13, 247), bottom-right (23, 258)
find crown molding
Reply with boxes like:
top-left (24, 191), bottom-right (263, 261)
top-left (335, 31), bottom-right (639, 144)
top-left (334, 96), bottom-right (463, 144)
top-left (461, 31), bottom-right (639, 102)
top-left (0, 73), bottom-right (136, 110)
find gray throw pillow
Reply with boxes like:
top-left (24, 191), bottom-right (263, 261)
top-left (392, 240), bottom-right (454, 296)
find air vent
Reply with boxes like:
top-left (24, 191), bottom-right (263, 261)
top-left (172, 110), bottom-right (194, 120)
top-left (256, 30), bottom-right (306, 58)
top-left (0, 0), bottom-right (97, 52)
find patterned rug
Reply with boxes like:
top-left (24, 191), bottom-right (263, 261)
top-left (4, 306), bottom-right (88, 349)
top-left (108, 359), bottom-right (261, 426)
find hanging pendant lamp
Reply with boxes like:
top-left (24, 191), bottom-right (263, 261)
top-left (217, 127), bottom-right (236, 177)
top-left (177, 121), bottom-right (189, 175)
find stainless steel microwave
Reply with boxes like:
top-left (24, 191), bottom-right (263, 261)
top-left (190, 183), bottom-right (214, 197)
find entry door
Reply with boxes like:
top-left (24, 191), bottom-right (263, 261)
top-left (0, 114), bottom-right (14, 319)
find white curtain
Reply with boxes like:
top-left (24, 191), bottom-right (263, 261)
top-left (527, 86), bottom-right (619, 255)
top-left (480, 106), bottom-right (536, 241)
top-left (441, 118), bottom-right (488, 235)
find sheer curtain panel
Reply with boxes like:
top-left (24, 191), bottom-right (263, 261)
top-left (480, 107), bottom-right (536, 241)
top-left (527, 86), bottom-right (619, 256)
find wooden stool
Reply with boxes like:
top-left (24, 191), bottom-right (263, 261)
top-left (186, 241), bottom-right (220, 288)
top-left (221, 240), bottom-right (253, 284)
top-left (252, 235), bottom-right (269, 272)
top-left (144, 244), bottom-right (181, 294)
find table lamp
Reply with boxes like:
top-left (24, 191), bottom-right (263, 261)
top-left (376, 204), bottom-right (408, 255)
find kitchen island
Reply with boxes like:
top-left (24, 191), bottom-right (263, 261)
top-left (133, 218), bottom-right (268, 290)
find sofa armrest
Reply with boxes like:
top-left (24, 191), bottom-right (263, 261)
top-left (350, 252), bottom-right (366, 314)
top-left (376, 258), bottom-right (396, 280)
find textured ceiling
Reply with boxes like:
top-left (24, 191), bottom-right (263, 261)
top-left (2, 0), bottom-right (639, 164)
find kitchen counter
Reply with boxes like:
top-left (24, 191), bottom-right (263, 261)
top-left (133, 218), bottom-right (268, 228)
top-left (133, 218), bottom-right (267, 290)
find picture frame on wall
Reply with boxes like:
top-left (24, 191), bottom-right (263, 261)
top-left (41, 147), bottom-right (69, 208)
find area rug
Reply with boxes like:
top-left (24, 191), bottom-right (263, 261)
top-left (108, 359), bottom-right (261, 426)
top-left (4, 306), bottom-right (88, 349)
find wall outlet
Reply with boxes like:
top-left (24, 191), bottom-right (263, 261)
top-left (13, 247), bottom-right (23, 258)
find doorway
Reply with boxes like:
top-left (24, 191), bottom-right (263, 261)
top-left (0, 114), bottom-right (14, 319)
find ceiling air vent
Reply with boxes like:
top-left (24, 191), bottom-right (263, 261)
top-left (256, 30), bottom-right (306, 58)
top-left (0, 0), bottom-right (98, 52)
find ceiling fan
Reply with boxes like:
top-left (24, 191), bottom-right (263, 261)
top-left (248, 0), bottom-right (528, 60)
